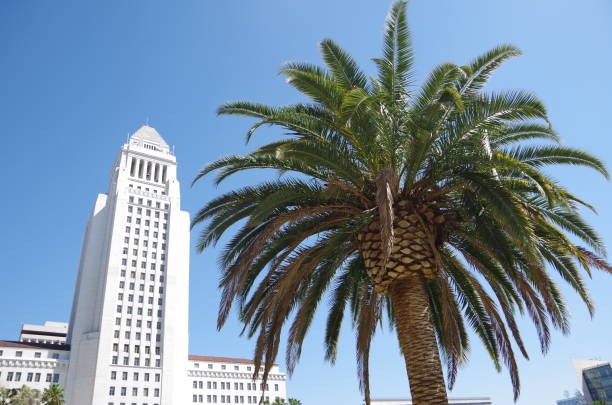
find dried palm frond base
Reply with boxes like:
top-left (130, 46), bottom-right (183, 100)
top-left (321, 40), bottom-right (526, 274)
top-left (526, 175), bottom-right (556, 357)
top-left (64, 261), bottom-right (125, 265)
top-left (358, 200), bottom-right (443, 294)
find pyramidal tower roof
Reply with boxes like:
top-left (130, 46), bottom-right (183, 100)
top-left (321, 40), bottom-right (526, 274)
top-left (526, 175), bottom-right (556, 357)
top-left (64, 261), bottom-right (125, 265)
top-left (129, 125), bottom-right (168, 147)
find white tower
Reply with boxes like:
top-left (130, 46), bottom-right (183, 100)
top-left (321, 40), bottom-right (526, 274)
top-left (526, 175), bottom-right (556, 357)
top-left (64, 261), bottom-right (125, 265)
top-left (65, 126), bottom-right (190, 405)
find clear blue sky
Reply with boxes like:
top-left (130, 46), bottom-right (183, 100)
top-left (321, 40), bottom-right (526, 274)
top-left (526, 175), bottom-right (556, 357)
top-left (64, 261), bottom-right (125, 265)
top-left (1, 1), bottom-right (611, 404)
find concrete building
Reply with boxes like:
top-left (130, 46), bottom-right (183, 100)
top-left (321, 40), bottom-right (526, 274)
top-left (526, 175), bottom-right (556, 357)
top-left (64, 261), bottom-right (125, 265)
top-left (19, 321), bottom-right (68, 345)
top-left (371, 398), bottom-right (492, 405)
top-left (0, 126), bottom-right (287, 405)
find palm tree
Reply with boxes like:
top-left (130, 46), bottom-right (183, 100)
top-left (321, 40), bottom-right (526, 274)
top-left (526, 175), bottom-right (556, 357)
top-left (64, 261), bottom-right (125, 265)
top-left (9, 386), bottom-right (40, 405)
top-left (41, 384), bottom-right (63, 405)
top-left (0, 388), bottom-right (15, 405)
top-left (192, 1), bottom-right (611, 404)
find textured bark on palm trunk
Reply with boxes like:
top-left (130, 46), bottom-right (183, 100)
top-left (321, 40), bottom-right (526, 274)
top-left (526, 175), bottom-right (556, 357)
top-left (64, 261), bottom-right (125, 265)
top-left (391, 275), bottom-right (448, 405)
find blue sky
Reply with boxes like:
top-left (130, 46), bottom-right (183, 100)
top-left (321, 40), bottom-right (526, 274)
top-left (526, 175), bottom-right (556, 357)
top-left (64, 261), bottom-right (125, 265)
top-left (1, 1), bottom-right (611, 404)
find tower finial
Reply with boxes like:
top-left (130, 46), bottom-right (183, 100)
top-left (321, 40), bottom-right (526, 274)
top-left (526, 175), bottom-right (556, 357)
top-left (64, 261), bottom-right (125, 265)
top-left (145, 117), bottom-right (150, 126)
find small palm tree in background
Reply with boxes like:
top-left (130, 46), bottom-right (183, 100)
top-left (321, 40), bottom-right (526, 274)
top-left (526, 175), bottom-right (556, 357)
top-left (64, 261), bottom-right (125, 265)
top-left (41, 384), bottom-right (63, 405)
top-left (193, 1), bottom-right (610, 404)
top-left (9, 386), bottom-right (40, 405)
top-left (0, 388), bottom-right (15, 405)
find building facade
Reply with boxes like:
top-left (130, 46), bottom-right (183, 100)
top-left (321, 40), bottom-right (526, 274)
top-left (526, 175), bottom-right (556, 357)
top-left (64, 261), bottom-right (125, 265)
top-left (0, 126), bottom-right (287, 405)
top-left (571, 359), bottom-right (612, 404)
top-left (19, 321), bottom-right (68, 345)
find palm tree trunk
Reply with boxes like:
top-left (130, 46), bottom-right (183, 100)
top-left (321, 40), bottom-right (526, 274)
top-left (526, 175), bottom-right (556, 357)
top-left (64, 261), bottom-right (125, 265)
top-left (390, 274), bottom-right (448, 405)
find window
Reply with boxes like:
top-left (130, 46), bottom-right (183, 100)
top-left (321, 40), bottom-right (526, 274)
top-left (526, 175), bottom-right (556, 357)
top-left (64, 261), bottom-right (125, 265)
top-left (221, 365), bottom-right (226, 370)
top-left (144, 388), bottom-right (149, 397)
top-left (113, 343), bottom-right (119, 352)
top-left (154, 389), bottom-right (160, 397)
top-left (46, 373), bottom-right (52, 382)
top-left (34, 373), bottom-right (40, 382)
top-left (15, 351), bottom-right (22, 358)
top-left (234, 366), bottom-right (239, 371)
top-left (132, 388), bottom-right (138, 396)
top-left (155, 359), bottom-right (160, 367)
top-left (120, 387), bottom-right (126, 396)
top-left (53, 374), bottom-right (60, 383)
top-left (122, 372), bottom-right (128, 381)
top-left (123, 357), bottom-right (129, 365)
top-left (207, 382), bottom-right (211, 389)
top-left (125, 226), bottom-right (131, 233)
top-left (34, 352), bottom-right (41, 358)
top-left (144, 373), bottom-right (150, 382)
top-left (155, 373), bottom-right (161, 382)
top-left (112, 356), bottom-right (118, 364)
top-left (6, 372), bottom-right (13, 381)
top-left (193, 381), bottom-right (197, 389)
top-left (109, 387), bottom-right (115, 396)
top-left (221, 382), bottom-right (225, 390)
top-left (274, 384), bottom-right (278, 391)
top-left (111, 371), bottom-right (117, 380)
top-left (194, 395), bottom-right (198, 403)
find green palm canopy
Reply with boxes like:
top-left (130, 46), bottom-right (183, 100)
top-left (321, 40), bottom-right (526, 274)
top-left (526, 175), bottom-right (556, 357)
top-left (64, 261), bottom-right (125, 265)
top-left (192, 1), bottom-right (610, 403)
top-left (41, 384), bottom-right (64, 405)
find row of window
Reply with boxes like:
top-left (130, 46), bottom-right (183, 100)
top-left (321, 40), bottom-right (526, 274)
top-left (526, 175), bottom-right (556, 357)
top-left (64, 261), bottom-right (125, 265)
top-left (0, 350), bottom-right (60, 359)
top-left (109, 386), bottom-right (160, 397)
top-left (121, 261), bottom-right (165, 271)
top-left (111, 371), bottom-right (160, 382)
top-left (192, 382), bottom-right (278, 392)
top-left (193, 395), bottom-right (277, 404)
top-left (192, 364), bottom-right (261, 372)
top-left (116, 305), bottom-right (163, 318)
top-left (3, 371), bottom-right (59, 383)
top-left (125, 223), bottom-right (167, 234)
top-left (111, 356), bottom-right (161, 367)
top-left (124, 250), bottom-right (166, 260)
top-left (124, 234), bottom-right (166, 245)
top-left (112, 344), bottom-right (161, 355)
top-left (128, 205), bottom-right (168, 218)
top-left (118, 282), bottom-right (164, 293)
top-left (108, 402), bottom-right (158, 405)
top-left (128, 197), bottom-right (169, 211)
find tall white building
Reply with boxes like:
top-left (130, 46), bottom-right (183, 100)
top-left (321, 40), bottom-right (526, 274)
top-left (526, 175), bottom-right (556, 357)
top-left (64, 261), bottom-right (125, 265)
top-left (65, 126), bottom-right (190, 405)
top-left (0, 126), bottom-right (287, 405)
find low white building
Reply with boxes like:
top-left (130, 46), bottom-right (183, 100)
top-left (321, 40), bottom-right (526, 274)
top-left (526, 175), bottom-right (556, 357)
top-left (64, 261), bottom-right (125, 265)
top-left (0, 126), bottom-right (288, 404)
top-left (0, 340), bottom-right (69, 391)
top-left (19, 321), bottom-right (68, 345)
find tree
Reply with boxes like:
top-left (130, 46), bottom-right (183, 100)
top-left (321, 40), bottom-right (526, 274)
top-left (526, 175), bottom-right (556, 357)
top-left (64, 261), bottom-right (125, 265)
top-left (0, 388), bottom-right (15, 405)
top-left (41, 384), bottom-right (64, 405)
top-left (288, 399), bottom-right (302, 405)
top-left (192, 1), bottom-right (611, 404)
top-left (9, 386), bottom-right (40, 405)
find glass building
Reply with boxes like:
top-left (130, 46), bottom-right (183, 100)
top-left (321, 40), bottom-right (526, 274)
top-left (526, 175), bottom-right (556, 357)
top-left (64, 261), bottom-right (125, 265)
top-left (583, 363), bottom-right (612, 403)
